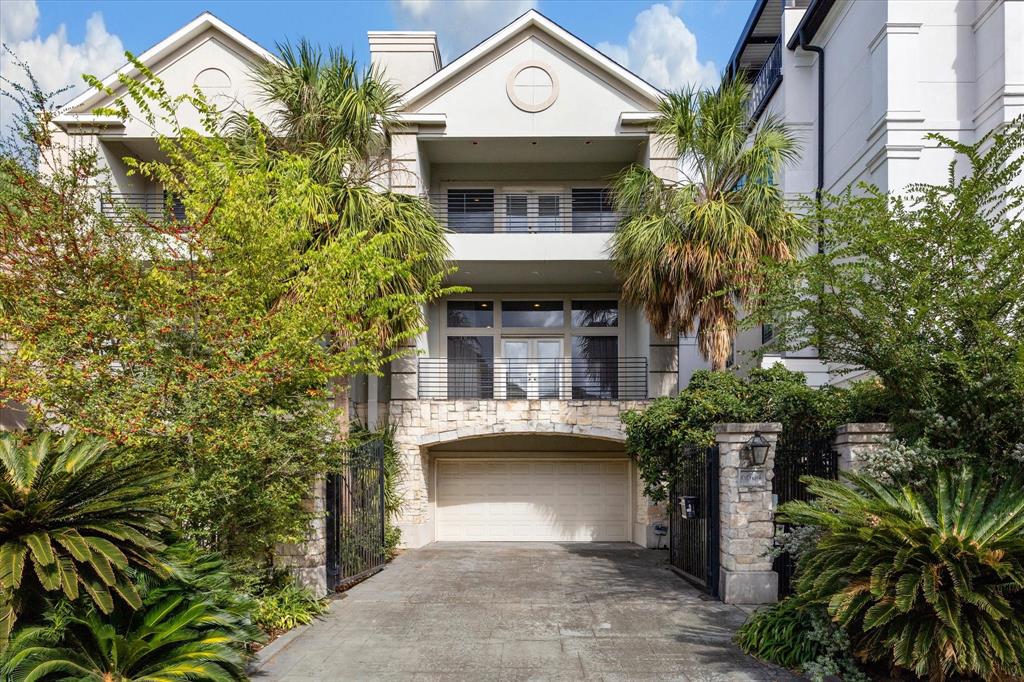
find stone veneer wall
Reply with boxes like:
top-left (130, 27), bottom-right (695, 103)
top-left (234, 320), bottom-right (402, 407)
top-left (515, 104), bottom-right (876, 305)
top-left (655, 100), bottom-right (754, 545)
top-left (387, 399), bottom-right (664, 547)
top-left (273, 477), bottom-right (327, 598)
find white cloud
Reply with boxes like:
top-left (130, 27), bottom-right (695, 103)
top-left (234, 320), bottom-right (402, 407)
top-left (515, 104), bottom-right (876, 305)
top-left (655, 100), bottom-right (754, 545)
top-left (393, 0), bottom-right (536, 61)
top-left (597, 3), bottom-right (718, 91)
top-left (1, 0), bottom-right (125, 129)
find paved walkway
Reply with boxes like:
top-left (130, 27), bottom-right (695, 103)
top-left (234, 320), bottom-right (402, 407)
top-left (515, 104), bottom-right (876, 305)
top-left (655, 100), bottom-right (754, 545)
top-left (253, 542), bottom-right (800, 681)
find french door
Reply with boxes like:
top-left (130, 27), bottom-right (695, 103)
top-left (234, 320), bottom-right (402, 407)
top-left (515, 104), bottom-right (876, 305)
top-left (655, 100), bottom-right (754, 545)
top-left (501, 338), bottom-right (563, 399)
top-left (504, 191), bottom-right (562, 233)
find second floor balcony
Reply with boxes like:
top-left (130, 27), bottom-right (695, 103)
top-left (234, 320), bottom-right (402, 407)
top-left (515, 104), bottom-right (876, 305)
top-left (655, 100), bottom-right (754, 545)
top-left (418, 356), bottom-right (648, 400)
top-left (429, 188), bottom-right (619, 234)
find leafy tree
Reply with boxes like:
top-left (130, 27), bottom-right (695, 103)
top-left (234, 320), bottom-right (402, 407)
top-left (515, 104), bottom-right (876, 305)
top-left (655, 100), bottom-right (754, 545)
top-left (760, 117), bottom-right (1024, 469)
top-left (611, 79), bottom-right (808, 369)
top-left (0, 56), bottom-right (446, 562)
top-left (234, 40), bottom-right (455, 429)
top-left (781, 467), bottom-right (1024, 680)
top-left (0, 431), bottom-right (172, 641)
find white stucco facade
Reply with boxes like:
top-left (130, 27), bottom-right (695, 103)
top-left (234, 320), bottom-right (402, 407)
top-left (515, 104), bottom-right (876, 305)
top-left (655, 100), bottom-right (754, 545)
top-left (706, 0), bottom-right (1024, 386)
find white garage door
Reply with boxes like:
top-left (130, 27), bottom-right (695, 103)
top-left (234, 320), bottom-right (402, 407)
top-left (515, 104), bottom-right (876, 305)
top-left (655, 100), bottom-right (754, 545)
top-left (435, 458), bottom-right (630, 541)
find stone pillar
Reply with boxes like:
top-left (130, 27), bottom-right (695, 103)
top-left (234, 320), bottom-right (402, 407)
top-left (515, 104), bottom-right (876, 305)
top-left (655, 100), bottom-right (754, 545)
top-left (714, 422), bottom-right (782, 605)
top-left (833, 423), bottom-right (893, 473)
top-left (273, 477), bottom-right (328, 598)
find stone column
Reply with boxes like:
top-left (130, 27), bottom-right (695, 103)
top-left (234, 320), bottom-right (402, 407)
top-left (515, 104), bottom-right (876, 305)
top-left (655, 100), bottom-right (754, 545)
top-left (833, 423), bottom-right (893, 473)
top-left (273, 477), bottom-right (328, 598)
top-left (714, 422), bottom-right (782, 605)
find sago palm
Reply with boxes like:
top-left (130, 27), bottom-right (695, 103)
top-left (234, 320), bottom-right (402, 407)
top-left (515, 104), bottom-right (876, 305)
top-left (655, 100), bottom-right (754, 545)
top-left (611, 79), bottom-right (806, 369)
top-left (780, 467), bottom-right (1024, 680)
top-left (236, 39), bottom-right (451, 341)
top-left (1, 594), bottom-right (251, 681)
top-left (0, 431), bottom-right (173, 641)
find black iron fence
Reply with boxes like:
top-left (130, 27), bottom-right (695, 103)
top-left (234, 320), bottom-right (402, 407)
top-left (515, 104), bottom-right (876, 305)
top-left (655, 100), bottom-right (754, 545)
top-left (417, 357), bottom-right (648, 400)
top-left (669, 444), bottom-right (720, 597)
top-left (326, 440), bottom-right (387, 590)
top-left (428, 189), bottom-right (620, 233)
top-left (772, 429), bottom-right (839, 598)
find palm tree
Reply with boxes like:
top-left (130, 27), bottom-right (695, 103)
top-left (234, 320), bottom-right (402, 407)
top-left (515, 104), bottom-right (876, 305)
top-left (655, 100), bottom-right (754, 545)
top-left (0, 431), bottom-right (174, 642)
top-left (231, 39), bottom-right (453, 426)
top-left (611, 79), bottom-right (806, 370)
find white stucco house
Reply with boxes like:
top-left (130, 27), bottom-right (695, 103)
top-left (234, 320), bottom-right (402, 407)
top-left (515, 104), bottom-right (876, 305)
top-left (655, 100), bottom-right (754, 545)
top-left (52, 9), bottom-right (680, 549)
top-left (689, 0), bottom-right (1023, 387)
top-left (46, 1), bottom-right (1024, 552)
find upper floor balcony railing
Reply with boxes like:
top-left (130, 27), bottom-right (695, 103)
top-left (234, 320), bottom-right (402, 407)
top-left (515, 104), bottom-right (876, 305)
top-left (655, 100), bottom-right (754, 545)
top-left (99, 192), bottom-right (185, 223)
top-left (428, 189), bottom-right (620, 234)
top-left (418, 356), bottom-right (647, 400)
top-left (747, 39), bottom-right (782, 122)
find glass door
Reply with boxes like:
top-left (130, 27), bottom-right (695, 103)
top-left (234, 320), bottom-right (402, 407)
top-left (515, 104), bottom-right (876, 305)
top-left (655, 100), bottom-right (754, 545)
top-left (503, 191), bottom-right (563, 233)
top-left (501, 338), bottom-right (563, 399)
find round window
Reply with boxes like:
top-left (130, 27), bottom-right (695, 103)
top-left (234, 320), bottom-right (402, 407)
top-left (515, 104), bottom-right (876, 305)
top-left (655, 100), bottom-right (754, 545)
top-left (506, 62), bottom-right (558, 113)
top-left (193, 68), bottom-right (235, 111)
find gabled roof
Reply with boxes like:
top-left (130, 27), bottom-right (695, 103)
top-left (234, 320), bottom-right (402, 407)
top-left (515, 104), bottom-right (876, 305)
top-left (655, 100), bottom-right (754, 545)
top-left (399, 9), bottom-right (664, 110)
top-left (61, 11), bottom-right (277, 114)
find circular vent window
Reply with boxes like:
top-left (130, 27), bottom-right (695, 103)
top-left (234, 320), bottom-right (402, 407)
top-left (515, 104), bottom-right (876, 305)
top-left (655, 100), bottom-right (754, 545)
top-left (194, 68), bottom-right (235, 111)
top-left (506, 62), bottom-right (558, 113)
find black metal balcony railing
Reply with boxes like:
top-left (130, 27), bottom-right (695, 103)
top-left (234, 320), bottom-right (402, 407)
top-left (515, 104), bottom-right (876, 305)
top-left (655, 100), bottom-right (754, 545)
top-left (748, 39), bottom-right (782, 121)
top-left (428, 190), bottom-right (620, 234)
top-left (418, 357), bottom-right (647, 400)
top-left (100, 192), bottom-right (185, 222)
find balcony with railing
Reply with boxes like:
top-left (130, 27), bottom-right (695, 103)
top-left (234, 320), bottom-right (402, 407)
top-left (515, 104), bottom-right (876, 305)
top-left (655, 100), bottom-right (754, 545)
top-left (417, 356), bottom-right (647, 400)
top-left (99, 192), bottom-right (185, 223)
top-left (429, 188), bottom-right (619, 234)
top-left (747, 39), bottom-right (782, 122)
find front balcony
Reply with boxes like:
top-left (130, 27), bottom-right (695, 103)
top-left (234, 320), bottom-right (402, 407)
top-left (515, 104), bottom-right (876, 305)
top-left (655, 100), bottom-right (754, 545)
top-left (417, 357), bottom-right (648, 400)
top-left (99, 192), bottom-right (184, 223)
top-left (429, 189), bottom-right (619, 233)
top-left (747, 38), bottom-right (782, 121)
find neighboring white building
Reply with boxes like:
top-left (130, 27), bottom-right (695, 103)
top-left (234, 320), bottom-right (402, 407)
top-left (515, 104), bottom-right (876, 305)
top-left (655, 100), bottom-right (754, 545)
top-left (694, 0), bottom-right (1024, 387)
top-left (54, 10), bottom-right (680, 549)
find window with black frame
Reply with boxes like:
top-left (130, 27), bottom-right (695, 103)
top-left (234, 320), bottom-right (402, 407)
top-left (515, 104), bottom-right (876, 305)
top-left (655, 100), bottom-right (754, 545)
top-left (571, 336), bottom-right (618, 399)
top-left (447, 336), bottom-right (494, 398)
top-left (447, 189), bottom-right (494, 233)
top-left (571, 188), bottom-right (615, 232)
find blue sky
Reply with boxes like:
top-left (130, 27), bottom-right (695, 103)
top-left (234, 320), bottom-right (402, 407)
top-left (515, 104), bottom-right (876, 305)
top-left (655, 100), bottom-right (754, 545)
top-left (1, 0), bottom-right (756, 124)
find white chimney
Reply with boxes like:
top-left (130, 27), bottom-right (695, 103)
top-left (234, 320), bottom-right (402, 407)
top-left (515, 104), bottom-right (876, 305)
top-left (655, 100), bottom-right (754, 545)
top-left (368, 32), bottom-right (442, 94)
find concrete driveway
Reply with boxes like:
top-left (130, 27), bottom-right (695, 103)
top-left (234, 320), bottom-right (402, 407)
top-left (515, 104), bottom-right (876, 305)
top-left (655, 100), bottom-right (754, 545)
top-left (253, 542), bottom-right (800, 681)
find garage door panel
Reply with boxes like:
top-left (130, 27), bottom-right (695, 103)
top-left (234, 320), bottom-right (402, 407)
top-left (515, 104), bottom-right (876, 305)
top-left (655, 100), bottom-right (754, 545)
top-left (436, 459), bottom-right (629, 542)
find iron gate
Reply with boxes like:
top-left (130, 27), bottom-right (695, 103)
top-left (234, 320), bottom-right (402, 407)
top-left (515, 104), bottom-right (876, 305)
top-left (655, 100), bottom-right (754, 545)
top-left (326, 440), bottom-right (387, 590)
top-left (771, 429), bottom-right (839, 598)
top-left (669, 444), bottom-right (720, 597)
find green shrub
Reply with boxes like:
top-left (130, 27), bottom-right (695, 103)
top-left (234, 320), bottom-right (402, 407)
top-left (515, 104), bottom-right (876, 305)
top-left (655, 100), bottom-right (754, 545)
top-left (0, 431), bottom-right (173, 641)
top-left (780, 466), bottom-right (1024, 680)
top-left (736, 596), bottom-right (866, 682)
top-left (253, 581), bottom-right (327, 635)
top-left (623, 366), bottom-right (888, 501)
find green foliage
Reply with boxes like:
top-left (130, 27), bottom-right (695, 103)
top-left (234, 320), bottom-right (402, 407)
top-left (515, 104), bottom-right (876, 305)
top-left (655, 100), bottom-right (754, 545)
top-left (760, 117), bottom-right (1024, 472)
top-left (252, 580), bottom-right (327, 635)
top-left (1, 591), bottom-right (253, 682)
top-left (623, 366), bottom-right (887, 501)
top-left (780, 466), bottom-right (1024, 680)
top-left (735, 596), bottom-right (867, 682)
top-left (0, 54), bottom-right (452, 563)
top-left (0, 431), bottom-right (173, 641)
top-left (611, 78), bottom-right (808, 369)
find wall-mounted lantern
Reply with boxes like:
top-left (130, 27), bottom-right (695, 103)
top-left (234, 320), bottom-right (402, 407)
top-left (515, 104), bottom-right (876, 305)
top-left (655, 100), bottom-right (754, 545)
top-left (745, 431), bottom-right (771, 467)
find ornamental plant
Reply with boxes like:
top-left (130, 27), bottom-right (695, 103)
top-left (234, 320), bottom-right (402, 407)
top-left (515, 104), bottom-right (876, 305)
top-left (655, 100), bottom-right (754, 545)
top-left (0, 431), bottom-right (173, 642)
top-left (780, 466), bottom-right (1024, 680)
top-left (758, 117), bottom-right (1024, 472)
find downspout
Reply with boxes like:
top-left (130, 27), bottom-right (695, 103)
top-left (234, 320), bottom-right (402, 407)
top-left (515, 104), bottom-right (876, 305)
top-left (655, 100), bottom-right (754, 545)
top-left (799, 30), bottom-right (825, 253)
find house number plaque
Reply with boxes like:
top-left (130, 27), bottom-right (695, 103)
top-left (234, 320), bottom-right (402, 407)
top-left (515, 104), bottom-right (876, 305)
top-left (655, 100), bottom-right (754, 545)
top-left (738, 468), bottom-right (766, 487)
